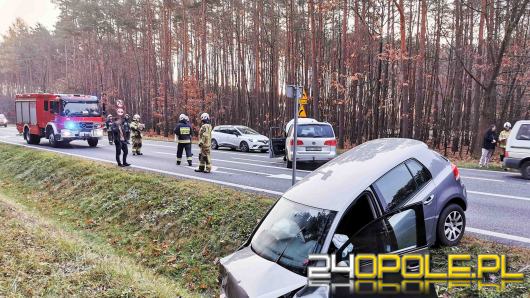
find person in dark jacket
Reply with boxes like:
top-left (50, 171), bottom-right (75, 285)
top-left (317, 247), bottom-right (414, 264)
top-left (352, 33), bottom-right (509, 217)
top-left (112, 117), bottom-right (130, 167)
top-left (479, 124), bottom-right (497, 168)
top-left (174, 114), bottom-right (193, 166)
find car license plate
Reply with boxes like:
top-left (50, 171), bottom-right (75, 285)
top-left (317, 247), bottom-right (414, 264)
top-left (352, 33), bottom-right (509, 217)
top-left (306, 146), bottom-right (322, 151)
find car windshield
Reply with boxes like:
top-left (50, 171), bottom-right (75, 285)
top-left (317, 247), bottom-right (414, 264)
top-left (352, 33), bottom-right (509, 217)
top-left (251, 198), bottom-right (336, 275)
top-left (61, 100), bottom-right (101, 117)
top-left (236, 126), bottom-right (259, 135)
top-left (296, 124), bottom-right (334, 138)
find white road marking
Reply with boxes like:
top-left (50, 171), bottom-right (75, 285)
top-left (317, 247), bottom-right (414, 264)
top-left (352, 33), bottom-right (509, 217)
top-left (143, 141), bottom-right (271, 158)
top-left (461, 176), bottom-right (504, 182)
top-left (0, 140), bottom-right (282, 195)
top-left (468, 191), bottom-right (530, 202)
top-left (154, 151), bottom-right (311, 173)
top-left (467, 227), bottom-right (530, 244)
top-left (231, 156), bottom-right (284, 164)
top-left (268, 174), bottom-right (303, 181)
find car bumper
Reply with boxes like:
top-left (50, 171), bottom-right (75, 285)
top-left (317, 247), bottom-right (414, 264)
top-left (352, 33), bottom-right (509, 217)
top-left (59, 129), bottom-right (104, 140)
top-left (289, 151), bottom-right (336, 162)
top-left (503, 157), bottom-right (521, 169)
top-left (248, 141), bottom-right (269, 151)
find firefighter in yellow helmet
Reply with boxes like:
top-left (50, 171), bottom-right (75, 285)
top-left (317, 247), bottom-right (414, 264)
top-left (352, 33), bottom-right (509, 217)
top-left (130, 114), bottom-right (145, 155)
top-left (195, 112), bottom-right (212, 173)
top-left (499, 122), bottom-right (512, 169)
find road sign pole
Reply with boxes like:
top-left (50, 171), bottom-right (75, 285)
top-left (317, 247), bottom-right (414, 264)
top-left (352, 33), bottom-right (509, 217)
top-left (292, 87), bottom-right (299, 186)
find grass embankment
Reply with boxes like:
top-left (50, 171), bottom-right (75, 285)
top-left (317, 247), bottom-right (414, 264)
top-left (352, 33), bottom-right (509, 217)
top-left (0, 196), bottom-right (193, 297)
top-left (0, 143), bottom-right (528, 297)
top-left (0, 143), bottom-right (273, 296)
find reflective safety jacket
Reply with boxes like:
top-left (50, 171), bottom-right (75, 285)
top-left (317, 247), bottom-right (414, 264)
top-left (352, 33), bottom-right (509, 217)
top-left (130, 120), bottom-right (143, 138)
top-left (199, 123), bottom-right (212, 147)
top-left (498, 130), bottom-right (511, 149)
top-left (174, 120), bottom-right (192, 143)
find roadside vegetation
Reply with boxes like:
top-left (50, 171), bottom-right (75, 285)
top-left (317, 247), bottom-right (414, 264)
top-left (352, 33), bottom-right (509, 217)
top-left (0, 143), bottom-right (528, 297)
top-left (0, 195), bottom-right (193, 297)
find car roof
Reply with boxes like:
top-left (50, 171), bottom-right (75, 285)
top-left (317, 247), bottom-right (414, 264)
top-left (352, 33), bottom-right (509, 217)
top-left (284, 138), bottom-right (431, 211)
top-left (285, 118), bottom-right (331, 133)
top-left (515, 120), bottom-right (530, 125)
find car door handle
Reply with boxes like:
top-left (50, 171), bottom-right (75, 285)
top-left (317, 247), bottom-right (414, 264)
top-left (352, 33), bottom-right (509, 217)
top-left (423, 194), bottom-right (435, 205)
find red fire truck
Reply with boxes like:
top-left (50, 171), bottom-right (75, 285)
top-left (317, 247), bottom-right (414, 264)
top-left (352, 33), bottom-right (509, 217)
top-left (15, 93), bottom-right (105, 147)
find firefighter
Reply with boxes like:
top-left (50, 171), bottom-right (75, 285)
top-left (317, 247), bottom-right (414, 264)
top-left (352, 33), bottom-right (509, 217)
top-left (105, 114), bottom-right (114, 145)
top-left (123, 114), bottom-right (131, 144)
top-left (130, 114), bottom-right (145, 156)
top-left (111, 117), bottom-right (130, 167)
top-left (499, 122), bottom-right (512, 168)
top-left (174, 114), bottom-right (193, 166)
top-left (195, 112), bottom-right (212, 173)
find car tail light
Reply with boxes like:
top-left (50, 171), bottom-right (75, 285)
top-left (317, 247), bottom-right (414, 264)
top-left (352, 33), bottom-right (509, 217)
top-left (451, 163), bottom-right (460, 180)
top-left (290, 139), bottom-right (304, 146)
top-left (324, 139), bottom-right (337, 146)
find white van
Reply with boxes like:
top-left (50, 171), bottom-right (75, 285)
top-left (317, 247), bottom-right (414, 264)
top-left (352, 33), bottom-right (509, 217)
top-left (504, 120), bottom-right (530, 179)
top-left (269, 118), bottom-right (337, 168)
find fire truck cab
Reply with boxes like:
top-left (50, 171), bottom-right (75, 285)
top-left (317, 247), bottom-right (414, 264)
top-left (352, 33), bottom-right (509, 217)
top-left (15, 93), bottom-right (105, 147)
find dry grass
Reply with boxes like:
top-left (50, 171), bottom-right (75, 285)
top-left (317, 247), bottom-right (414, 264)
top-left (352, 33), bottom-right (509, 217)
top-left (0, 194), bottom-right (195, 298)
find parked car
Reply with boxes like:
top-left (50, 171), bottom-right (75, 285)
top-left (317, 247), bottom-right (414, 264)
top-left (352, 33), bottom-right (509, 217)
top-left (220, 138), bottom-right (467, 298)
top-left (0, 114), bottom-right (7, 127)
top-left (211, 125), bottom-right (269, 152)
top-left (269, 118), bottom-right (337, 168)
top-left (504, 120), bottom-right (530, 179)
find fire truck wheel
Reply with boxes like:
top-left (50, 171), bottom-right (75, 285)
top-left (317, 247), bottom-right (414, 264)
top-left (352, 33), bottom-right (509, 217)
top-left (88, 138), bottom-right (99, 147)
top-left (48, 133), bottom-right (59, 147)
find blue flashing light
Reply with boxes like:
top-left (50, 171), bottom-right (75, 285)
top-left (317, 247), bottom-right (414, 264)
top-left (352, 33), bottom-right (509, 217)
top-left (64, 121), bottom-right (77, 130)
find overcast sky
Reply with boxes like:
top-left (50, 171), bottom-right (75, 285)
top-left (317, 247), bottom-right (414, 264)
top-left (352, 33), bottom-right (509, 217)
top-left (0, 0), bottom-right (59, 40)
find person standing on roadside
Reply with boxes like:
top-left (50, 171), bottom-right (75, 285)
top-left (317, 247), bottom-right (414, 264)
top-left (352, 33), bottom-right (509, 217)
top-left (123, 114), bottom-right (131, 144)
top-left (174, 114), bottom-right (193, 166)
top-left (479, 124), bottom-right (497, 168)
top-left (105, 114), bottom-right (114, 145)
top-left (195, 113), bottom-right (212, 173)
top-left (498, 122), bottom-right (512, 166)
top-left (112, 117), bottom-right (130, 167)
top-left (130, 114), bottom-right (145, 156)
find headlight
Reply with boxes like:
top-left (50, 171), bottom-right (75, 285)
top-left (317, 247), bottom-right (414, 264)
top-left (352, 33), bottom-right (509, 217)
top-left (64, 121), bottom-right (77, 130)
top-left (61, 129), bottom-right (73, 137)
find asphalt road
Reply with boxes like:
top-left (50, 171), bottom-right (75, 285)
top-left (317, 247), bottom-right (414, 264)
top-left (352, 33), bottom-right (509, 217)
top-left (1, 126), bottom-right (529, 248)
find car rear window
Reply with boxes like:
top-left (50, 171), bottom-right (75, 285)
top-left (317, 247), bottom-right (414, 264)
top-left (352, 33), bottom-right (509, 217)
top-left (296, 124), bottom-right (334, 138)
top-left (516, 124), bottom-right (530, 141)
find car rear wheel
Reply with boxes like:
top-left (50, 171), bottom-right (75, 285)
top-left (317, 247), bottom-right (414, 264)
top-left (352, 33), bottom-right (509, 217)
top-left (211, 139), bottom-right (219, 150)
top-left (521, 161), bottom-right (530, 180)
top-left (437, 204), bottom-right (465, 246)
top-left (240, 141), bottom-right (249, 152)
top-left (286, 159), bottom-right (292, 168)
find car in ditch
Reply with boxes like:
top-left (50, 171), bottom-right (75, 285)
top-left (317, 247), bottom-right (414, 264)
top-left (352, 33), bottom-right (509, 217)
top-left (220, 138), bottom-right (467, 298)
top-left (211, 125), bottom-right (269, 152)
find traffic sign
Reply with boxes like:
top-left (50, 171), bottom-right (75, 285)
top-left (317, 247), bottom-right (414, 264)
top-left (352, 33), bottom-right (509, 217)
top-left (116, 100), bottom-right (124, 108)
top-left (117, 108), bottom-right (124, 116)
top-left (299, 105), bottom-right (307, 118)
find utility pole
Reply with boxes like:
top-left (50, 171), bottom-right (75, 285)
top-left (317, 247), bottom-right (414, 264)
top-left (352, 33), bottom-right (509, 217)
top-left (287, 85), bottom-right (301, 185)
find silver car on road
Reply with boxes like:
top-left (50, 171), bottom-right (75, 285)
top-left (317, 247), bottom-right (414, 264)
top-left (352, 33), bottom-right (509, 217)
top-left (220, 138), bottom-right (467, 298)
